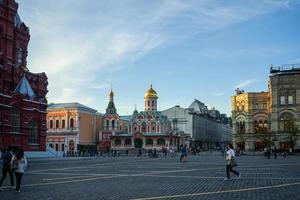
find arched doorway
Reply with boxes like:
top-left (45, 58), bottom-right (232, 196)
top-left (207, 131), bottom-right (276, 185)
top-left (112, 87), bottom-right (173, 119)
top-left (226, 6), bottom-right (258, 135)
top-left (134, 139), bottom-right (143, 148)
top-left (69, 140), bottom-right (75, 152)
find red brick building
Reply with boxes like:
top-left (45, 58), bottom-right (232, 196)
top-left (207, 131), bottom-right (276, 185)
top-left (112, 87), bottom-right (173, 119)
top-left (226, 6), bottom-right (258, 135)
top-left (0, 0), bottom-right (48, 151)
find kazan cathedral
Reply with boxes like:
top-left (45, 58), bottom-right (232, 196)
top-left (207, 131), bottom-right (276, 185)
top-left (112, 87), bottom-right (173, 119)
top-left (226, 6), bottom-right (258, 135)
top-left (99, 84), bottom-right (180, 151)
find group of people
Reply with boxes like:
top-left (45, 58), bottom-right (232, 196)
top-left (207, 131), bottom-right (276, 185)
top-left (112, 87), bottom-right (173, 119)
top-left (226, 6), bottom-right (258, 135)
top-left (0, 148), bottom-right (27, 192)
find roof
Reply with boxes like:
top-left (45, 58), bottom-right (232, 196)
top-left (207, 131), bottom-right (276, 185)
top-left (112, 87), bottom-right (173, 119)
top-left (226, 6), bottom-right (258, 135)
top-left (14, 12), bottom-right (22, 28)
top-left (120, 115), bottom-right (132, 122)
top-left (48, 102), bottom-right (97, 113)
top-left (14, 76), bottom-right (36, 98)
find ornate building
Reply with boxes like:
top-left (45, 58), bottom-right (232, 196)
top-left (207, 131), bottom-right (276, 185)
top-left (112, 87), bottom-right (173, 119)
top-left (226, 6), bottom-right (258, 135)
top-left (46, 103), bottom-right (102, 153)
top-left (0, 0), bottom-right (48, 151)
top-left (232, 66), bottom-right (300, 151)
top-left (100, 84), bottom-right (179, 150)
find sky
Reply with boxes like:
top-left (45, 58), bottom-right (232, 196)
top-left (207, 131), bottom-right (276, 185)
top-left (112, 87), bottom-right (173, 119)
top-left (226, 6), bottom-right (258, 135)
top-left (17, 0), bottom-right (300, 115)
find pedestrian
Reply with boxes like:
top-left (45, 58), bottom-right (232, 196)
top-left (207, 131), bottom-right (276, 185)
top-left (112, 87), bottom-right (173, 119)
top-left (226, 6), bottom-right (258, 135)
top-left (224, 144), bottom-right (241, 181)
top-left (274, 147), bottom-right (277, 159)
top-left (267, 148), bottom-right (271, 159)
top-left (11, 148), bottom-right (27, 192)
top-left (0, 147), bottom-right (14, 191)
top-left (180, 144), bottom-right (188, 162)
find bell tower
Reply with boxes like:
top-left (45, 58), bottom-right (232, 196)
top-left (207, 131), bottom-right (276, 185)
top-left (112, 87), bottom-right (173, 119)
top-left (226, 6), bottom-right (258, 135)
top-left (144, 84), bottom-right (158, 111)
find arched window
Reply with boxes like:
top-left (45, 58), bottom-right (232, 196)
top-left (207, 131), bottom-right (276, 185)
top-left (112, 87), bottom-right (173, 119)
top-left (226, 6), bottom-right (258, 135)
top-left (152, 100), bottom-right (154, 107)
top-left (280, 113), bottom-right (295, 132)
top-left (141, 122), bottom-right (147, 132)
top-left (157, 138), bottom-right (165, 146)
top-left (70, 118), bottom-right (74, 129)
top-left (11, 107), bottom-right (20, 132)
top-left (125, 138), bottom-right (131, 146)
top-left (56, 119), bottom-right (59, 129)
top-left (115, 138), bottom-right (121, 146)
top-left (28, 121), bottom-right (38, 144)
top-left (50, 120), bottom-right (53, 129)
top-left (151, 122), bottom-right (156, 132)
top-left (146, 139), bottom-right (153, 146)
top-left (237, 121), bottom-right (245, 134)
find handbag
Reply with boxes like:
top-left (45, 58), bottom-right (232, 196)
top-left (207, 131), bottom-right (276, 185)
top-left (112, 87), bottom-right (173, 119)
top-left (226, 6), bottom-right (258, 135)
top-left (11, 159), bottom-right (18, 171)
top-left (230, 157), bottom-right (238, 167)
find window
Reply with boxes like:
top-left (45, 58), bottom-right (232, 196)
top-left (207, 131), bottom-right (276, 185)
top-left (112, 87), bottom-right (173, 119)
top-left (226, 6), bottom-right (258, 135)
top-left (237, 121), bottom-right (245, 134)
top-left (280, 96), bottom-right (285, 105)
top-left (62, 120), bottom-right (65, 129)
top-left (17, 48), bottom-right (23, 66)
top-left (125, 138), bottom-right (131, 146)
top-left (255, 103), bottom-right (259, 110)
top-left (288, 96), bottom-right (293, 105)
top-left (55, 143), bottom-right (59, 151)
top-left (115, 138), bottom-right (121, 146)
top-left (61, 144), bottom-right (65, 152)
top-left (55, 120), bottom-right (59, 129)
top-left (70, 118), bottom-right (74, 129)
top-left (147, 101), bottom-right (150, 107)
top-left (263, 103), bottom-right (267, 110)
top-left (141, 122), bottom-right (147, 132)
top-left (11, 108), bottom-right (20, 132)
top-left (50, 120), bottom-right (53, 129)
top-left (106, 120), bottom-right (109, 129)
top-left (112, 120), bottom-right (115, 129)
top-left (49, 143), bottom-right (53, 148)
top-left (28, 121), bottom-right (38, 144)
top-left (152, 100), bottom-right (154, 107)
top-left (254, 120), bottom-right (267, 133)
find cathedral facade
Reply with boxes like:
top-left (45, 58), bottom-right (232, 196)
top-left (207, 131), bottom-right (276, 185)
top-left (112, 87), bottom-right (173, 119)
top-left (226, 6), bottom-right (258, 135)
top-left (99, 85), bottom-right (180, 151)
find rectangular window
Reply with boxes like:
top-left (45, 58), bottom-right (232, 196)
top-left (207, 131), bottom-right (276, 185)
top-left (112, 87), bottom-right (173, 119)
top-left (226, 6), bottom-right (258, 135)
top-left (11, 109), bottom-right (20, 132)
top-left (255, 103), bottom-right (259, 110)
top-left (263, 103), bottom-right (267, 110)
top-left (288, 96), bottom-right (293, 105)
top-left (280, 96), bottom-right (285, 105)
top-left (28, 122), bottom-right (38, 144)
top-left (62, 120), bottom-right (65, 128)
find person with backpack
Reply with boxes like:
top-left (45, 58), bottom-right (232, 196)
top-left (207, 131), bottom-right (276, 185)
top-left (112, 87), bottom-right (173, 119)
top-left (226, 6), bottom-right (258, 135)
top-left (0, 147), bottom-right (14, 191)
top-left (11, 148), bottom-right (27, 192)
top-left (224, 144), bottom-right (241, 181)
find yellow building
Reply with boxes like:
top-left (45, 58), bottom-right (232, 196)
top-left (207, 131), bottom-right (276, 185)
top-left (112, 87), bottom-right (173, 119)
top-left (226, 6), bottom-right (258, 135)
top-left (232, 66), bottom-right (300, 152)
top-left (46, 103), bottom-right (102, 153)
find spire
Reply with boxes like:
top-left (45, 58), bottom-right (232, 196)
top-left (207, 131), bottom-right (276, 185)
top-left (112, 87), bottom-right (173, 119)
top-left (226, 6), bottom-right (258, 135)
top-left (106, 87), bottom-right (117, 115)
top-left (109, 84), bottom-right (114, 102)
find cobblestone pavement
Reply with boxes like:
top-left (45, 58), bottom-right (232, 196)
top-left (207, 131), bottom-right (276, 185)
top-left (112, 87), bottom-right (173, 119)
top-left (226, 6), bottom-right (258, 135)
top-left (0, 155), bottom-right (300, 200)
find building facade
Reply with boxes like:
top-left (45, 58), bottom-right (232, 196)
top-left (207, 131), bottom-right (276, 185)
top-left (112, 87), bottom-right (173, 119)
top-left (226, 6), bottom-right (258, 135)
top-left (0, 0), bottom-right (48, 151)
top-left (232, 66), bottom-right (300, 151)
top-left (162, 100), bottom-right (232, 150)
top-left (46, 103), bottom-right (102, 153)
top-left (100, 85), bottom-right (180, 151)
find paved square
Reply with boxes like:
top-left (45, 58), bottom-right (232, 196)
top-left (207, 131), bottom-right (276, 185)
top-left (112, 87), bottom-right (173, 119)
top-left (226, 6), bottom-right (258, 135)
top-left (1, 155), bottom-right (300, 200)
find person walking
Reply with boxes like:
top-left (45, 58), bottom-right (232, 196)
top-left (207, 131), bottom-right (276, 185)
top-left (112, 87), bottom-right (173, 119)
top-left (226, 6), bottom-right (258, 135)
top-left (224, 144), bottom-right (241, 181)
top-left (0, 147), bottom-right (14, 191)
top-left (180, 144), bottom-right (188, 162)
top-left (11, 148), bottom-right (27, 192)
top-left (274, 147), bottom-right (277, 159)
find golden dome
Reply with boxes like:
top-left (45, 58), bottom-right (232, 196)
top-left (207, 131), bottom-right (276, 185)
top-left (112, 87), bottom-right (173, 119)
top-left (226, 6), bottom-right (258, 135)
top-left (144, 84), bottom-right (158, 99)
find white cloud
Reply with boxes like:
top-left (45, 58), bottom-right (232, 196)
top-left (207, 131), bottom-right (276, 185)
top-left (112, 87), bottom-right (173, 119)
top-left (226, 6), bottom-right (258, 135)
top-left (235, 80), bottom-right (256, 89)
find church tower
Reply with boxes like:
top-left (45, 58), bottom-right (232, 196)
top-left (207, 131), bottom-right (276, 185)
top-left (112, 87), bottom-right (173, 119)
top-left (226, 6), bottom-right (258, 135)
top-left (106, 87), bottom-right (117, 115)
top-left (144, 84), bottom-right (158, 111)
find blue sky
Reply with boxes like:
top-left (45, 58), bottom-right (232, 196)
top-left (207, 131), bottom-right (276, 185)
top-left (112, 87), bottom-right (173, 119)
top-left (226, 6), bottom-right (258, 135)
top-left (17, 0), bottom-right (300, 115)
